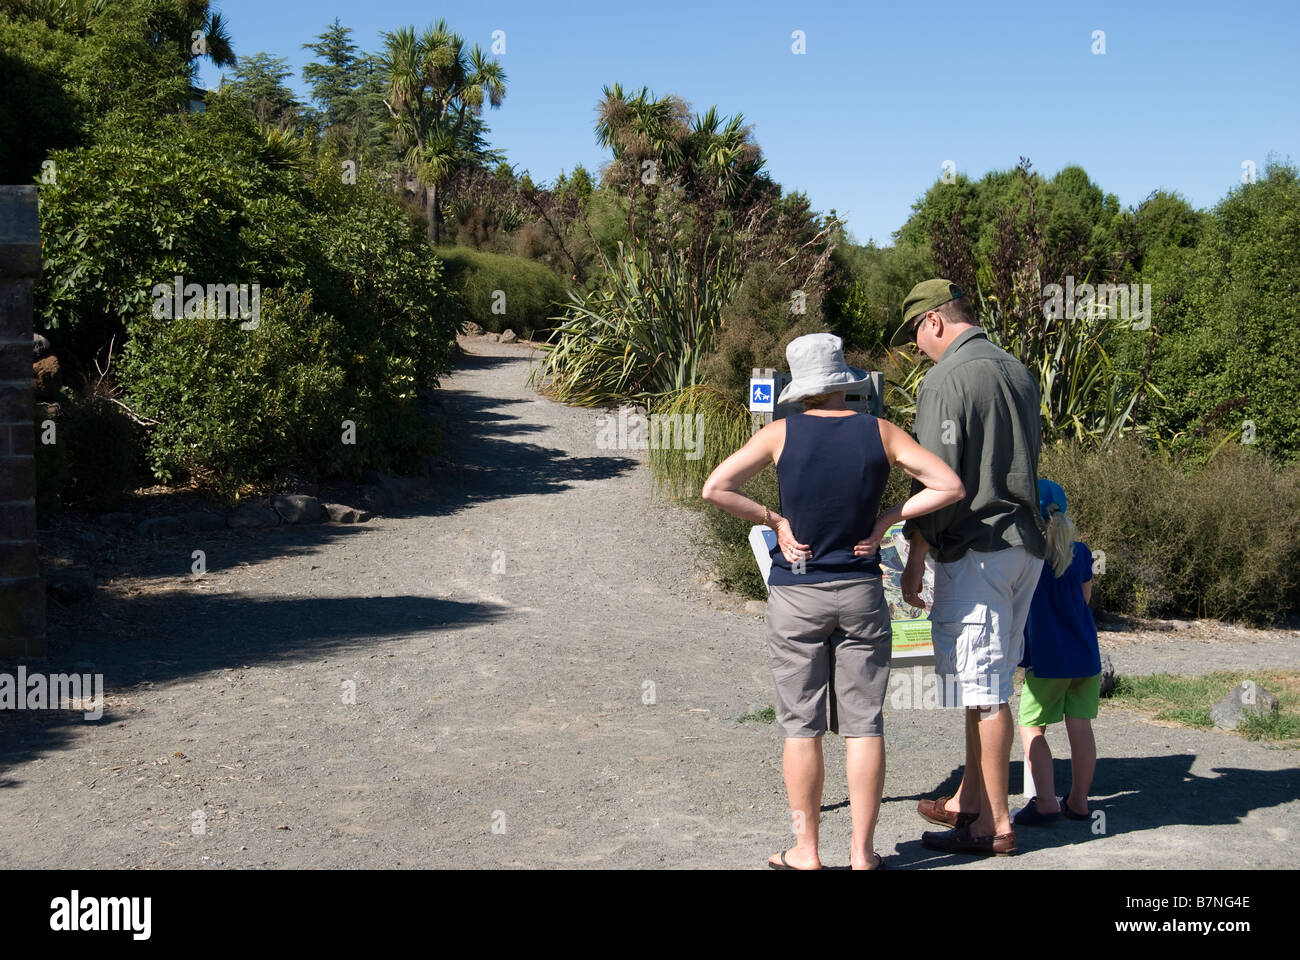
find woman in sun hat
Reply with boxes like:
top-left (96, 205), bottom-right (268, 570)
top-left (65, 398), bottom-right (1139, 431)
top-left (702, 332), bottom-right (965, 870)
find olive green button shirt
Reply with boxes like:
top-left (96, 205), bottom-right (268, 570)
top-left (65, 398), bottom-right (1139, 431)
top-left (901, 328), bottom-right (1047, 562)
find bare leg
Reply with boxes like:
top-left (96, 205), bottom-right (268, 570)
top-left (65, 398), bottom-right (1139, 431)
top-left (1063, 717), bottom-right (1096, 815)
top-left (769, 736), bottom-right (824, 869)
top-left (846, 736), bottom-right (885, 869)
top-left (942, 708), bottom-right (983, 817)
top-left (1019, 724), bottom-right (1059, 813)
top-left (970, 704), bottom-right (1013, 837)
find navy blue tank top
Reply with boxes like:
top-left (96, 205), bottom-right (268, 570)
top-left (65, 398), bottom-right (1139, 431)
top-left (767, 413), bottom-right (891, 586)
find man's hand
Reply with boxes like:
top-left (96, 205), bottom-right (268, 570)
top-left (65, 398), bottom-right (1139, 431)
top-left (901, 555), bottom-right (927, 609)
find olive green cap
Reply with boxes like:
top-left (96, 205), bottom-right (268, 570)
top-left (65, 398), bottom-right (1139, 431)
top-left (890, 278), bottom-right (966, 346)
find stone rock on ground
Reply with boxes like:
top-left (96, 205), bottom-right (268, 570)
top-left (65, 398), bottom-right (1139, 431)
top-left (46, 568), bottom-right (94, 605)
top-left (485, 333), bottom-right (500, 342)
top-left (499, 329), bottom-right (517, 344)
top-left (33, 333), bottom-right (52, 361)
top-left (462, 321), bottom-right (484, 336)
top-left (228, 503), bottom-right (281, 529)
top-left (181, 511), bottom-right (227, 533)
top-left (322, 503), bottom-right (371, 524)
top-left (137, 515), bottom-right (185, 538)
top-left (1210, 681), bottom-right (1279, 730)
top-left (270, 494), bottom-right (324, 524)
top-left (359, 472), bottom-right (424, 513)
top-left (33, 355), bottom-right (61, 401)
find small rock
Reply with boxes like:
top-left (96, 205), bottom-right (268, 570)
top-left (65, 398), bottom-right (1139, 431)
top-left (47, 568), bottom-right (95, 605)
top-left (499, 329), bottom-right (518, 344)
top-left (359, 485), bottom-right (393, 514)
top-left (323, 503), bottom-right (371, 524)
top-left (137, 515), bottom-right (185, 538)
top-left (1210, 681), bottom-right (1279, 730)
top-left (227, 503), bottom-right (281, 529)
top-left (181, 511), bottom-right (227, 533)
top-left (1168, 619), bottom-right (1193, 631)
top-left (744, 600), bottom-right (767, 617)
top-left (33, 355), bottom-right (62, 401)
top-left (270, 494), bottom-right (324, 524)
top-left (69, 527), bottom-right (109, 549)
top-left (462, 321), bottom-right (484, 336)
top-left (1099, 652), bottom-right (1116, 697)
top-left (33, 333), bottom-right (52, 361)
top-left (100, 512), bottom-right (135, 530)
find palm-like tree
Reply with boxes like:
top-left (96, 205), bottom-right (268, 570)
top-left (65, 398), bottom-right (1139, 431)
top-left (594, 84), bottom-right (764, 203)
top-left (378, 20), bottom-right (507, 243)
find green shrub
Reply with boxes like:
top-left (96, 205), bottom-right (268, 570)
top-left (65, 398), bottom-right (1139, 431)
top-left (122, 291), bottom-right (350, 497)
top-left (435, 246), bottom-right (567, 339)
top-left (699, 261), bottom-right (828, 399)
top-left (35, 103), bottom-right (459, 496)
top-left (34, 393), bottom-right (144, 514)
top-left (1041, 440), bottom-right (1300, 623)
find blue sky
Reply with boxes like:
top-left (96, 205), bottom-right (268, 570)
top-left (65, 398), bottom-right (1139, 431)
top-left (198, 0), bottom-right (1300, 245)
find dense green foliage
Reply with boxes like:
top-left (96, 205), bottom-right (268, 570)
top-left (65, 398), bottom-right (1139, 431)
top-left (435, 246), bottom-right (567, 338)
top-left (1041, 441), bottom-right (1300, 623)
top-left (35, 97), bottom-right (459, 496)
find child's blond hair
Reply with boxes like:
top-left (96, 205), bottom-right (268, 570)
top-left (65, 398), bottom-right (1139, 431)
top-left (1044, 503), bottom-right (1077, 578)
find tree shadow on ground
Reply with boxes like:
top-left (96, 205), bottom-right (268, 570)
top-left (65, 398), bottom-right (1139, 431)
top-left (14, 349), bottom-right (630, 781)
top-left (884, 755), bottom-right (1299, 868)
top-left (0, 592), bottom-right (506, 786)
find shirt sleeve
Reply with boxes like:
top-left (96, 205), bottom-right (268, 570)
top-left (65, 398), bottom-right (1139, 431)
top-left (902, 378), bottom-right (964, 543)
top-left (1073, 542), bottom-right (1094, 583)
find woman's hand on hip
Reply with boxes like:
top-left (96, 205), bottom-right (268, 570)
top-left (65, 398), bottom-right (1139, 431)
top-left (852, 519), bottom-right (891, 558)
top-left (775, 520), bottom-right (811, 564)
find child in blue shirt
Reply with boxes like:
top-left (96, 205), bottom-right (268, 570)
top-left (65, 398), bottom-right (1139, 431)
top-left (1013, 478), bottom-right (1101, 825)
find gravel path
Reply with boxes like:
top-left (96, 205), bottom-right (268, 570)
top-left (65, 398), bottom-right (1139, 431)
top-left (2, 338), bottom-right (1296, 869)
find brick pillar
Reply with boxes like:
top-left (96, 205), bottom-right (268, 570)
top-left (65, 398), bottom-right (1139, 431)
top-left (0, 185), bottom-right (44, 656)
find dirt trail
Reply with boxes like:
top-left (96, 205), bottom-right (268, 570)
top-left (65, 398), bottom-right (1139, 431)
top-left (2, 339), bottom-right (1296, 869)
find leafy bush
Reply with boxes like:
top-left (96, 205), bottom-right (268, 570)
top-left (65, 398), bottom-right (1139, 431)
top-left (435, 246), bottom-right (567, 338)
top-left (1041, 440), bottom-right (1300, 623)
top-left (699, 261), bottom-right (829, 398)
top-left (33, 392), bottom-right (144, 512)
top-left (1145, 162), bottom-right (1300, 462)
top-left (35, 98), bottom-right (460, 496)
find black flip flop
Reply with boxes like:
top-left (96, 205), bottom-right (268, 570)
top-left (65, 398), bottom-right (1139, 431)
top-left (768, 849), bottom-right (821, 870)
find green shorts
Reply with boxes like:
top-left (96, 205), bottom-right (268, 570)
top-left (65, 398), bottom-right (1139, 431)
top-left (1019, 670), bottom-right (1100, 726)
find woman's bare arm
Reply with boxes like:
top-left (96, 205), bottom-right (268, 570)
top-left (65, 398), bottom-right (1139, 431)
top-left (701, 421), bottom-right (810, 563)
top-left (853, 419), bottom-right (965, 556)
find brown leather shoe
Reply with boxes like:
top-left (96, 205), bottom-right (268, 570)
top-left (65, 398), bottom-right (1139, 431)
top-left (917, 795), bottom-right (978, 829)
top-left (921, 825), bottom-right (1017, 856)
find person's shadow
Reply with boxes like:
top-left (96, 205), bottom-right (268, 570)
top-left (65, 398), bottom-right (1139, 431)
top-left (882, 756), bottom-right (1299, 868)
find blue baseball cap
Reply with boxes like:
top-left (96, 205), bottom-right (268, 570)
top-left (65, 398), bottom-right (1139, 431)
top-left (1038, 478), bottom-right (1067, 519)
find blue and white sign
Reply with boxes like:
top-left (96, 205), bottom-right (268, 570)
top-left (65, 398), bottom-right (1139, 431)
top-left (749, 378), bottom-right (775, 413)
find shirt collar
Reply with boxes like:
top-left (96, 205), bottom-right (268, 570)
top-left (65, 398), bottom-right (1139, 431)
top-left (936, 327), bottom-right (987, 366)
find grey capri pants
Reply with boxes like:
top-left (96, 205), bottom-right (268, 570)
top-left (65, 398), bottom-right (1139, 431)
top-left (764, 576), bottom-right (893, 737)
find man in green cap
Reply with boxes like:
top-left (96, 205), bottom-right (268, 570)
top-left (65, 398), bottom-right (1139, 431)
top-left (891, 278), bottom-right (1046, 856)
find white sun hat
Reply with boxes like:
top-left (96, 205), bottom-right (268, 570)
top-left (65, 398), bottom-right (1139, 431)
top-left (776, 332), bottom-right (873, 404)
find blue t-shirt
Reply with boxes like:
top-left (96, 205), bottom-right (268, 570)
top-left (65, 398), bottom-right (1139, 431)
top-left (1019, 541), bottom-right (1101, 679)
